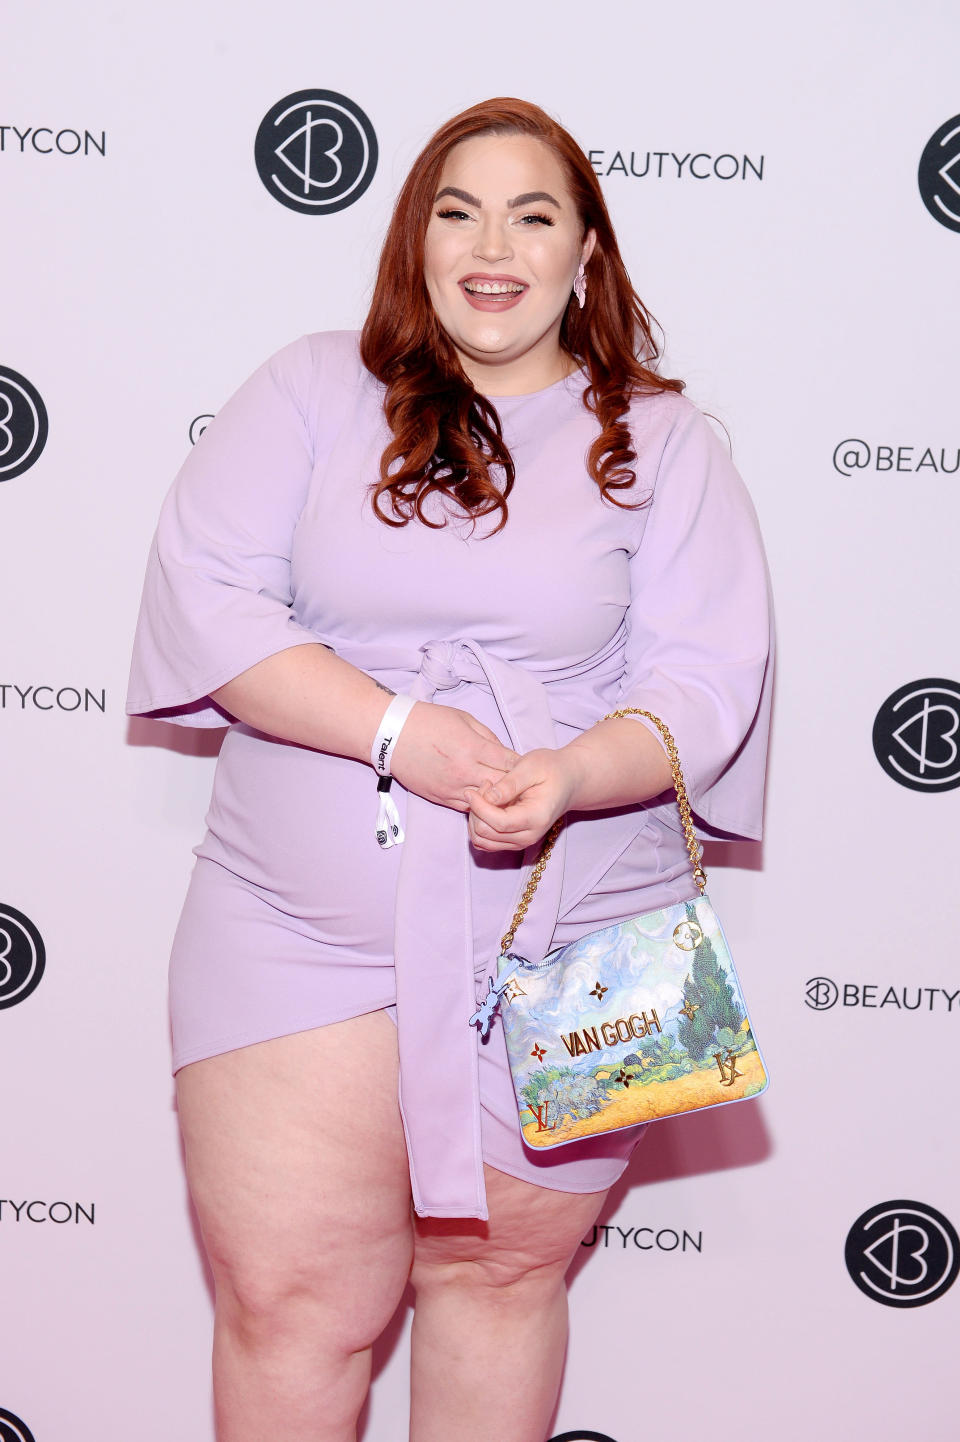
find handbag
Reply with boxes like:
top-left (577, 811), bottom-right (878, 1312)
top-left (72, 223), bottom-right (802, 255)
top-left (469, 708), bottom-right (769, 1149)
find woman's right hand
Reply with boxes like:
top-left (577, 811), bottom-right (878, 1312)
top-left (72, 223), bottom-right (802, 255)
top-left (389, 701), bottom-right (519, 812)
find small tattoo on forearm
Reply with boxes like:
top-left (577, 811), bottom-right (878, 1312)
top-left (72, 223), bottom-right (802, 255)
top-left (374, 680), bottom-right (396, 696)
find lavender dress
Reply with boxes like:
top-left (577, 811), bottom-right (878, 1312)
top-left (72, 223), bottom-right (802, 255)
top-left (126, 331), bottom-right (773, 1219)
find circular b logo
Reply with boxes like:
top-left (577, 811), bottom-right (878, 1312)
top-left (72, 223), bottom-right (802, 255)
top-left (918, 114), bottom-right (960, 232)
top-left (189, 413), bottom-right (214, 446)
top-left (845, 1200), bottom-right (959, 1307)
top-left (0, 366), bottom-right (49, 481)
top-left (0, 1409), bottom-right (37, 1442)
top-left (548, 1434), bottom-right (619, 1442)
top-left (872, 679), bottom-right (960, 791)
top-left (0, 905), bottom-right (46, 1009)
top-left (254, 90), bottom-right (377, 215)
top-left (805, 976), bottom-right (838, 1010)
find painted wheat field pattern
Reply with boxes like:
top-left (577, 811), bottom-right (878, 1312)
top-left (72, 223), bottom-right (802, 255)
top-left (499, 897), bottom-right (768, 1149)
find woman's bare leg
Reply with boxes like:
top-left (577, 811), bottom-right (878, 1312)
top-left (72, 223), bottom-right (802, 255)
top-left (408, 1164), bottom-right (609, 1442)
top-left (175, 1011), bottom-right (413, 1442)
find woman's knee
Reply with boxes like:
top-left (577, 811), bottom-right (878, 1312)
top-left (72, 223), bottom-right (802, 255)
top-left (410, 1245), bottom-right (569, 1309)
top-left (410, 1215), bottom-right (577, 1302)
top-left (410, 1166), bottom-right (608, 1302)
top-left (214, 1220), bottom-right (413, 1353)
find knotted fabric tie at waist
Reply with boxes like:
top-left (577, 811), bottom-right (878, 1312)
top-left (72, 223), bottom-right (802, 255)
top-left (320, 631), bottom-right (636, 1219)
top-left (395, 639), bottom-right (567, 1218)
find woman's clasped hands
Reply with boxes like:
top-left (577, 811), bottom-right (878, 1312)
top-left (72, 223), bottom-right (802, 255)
top-left (466, 747), bottom-right (583, 854)
top-left (388, 702), bottom-right (581, 851)
top-left (390, 702), bottom-right (665, 853)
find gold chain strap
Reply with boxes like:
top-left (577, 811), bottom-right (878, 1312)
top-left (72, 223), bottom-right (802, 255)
top-left (499, 708), bottom-right (706, 956)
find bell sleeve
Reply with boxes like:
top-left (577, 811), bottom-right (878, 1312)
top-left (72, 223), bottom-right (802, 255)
top-left (125, 334), bottom-right (323, 727)
top-left (617, 396), bottom-right (774, 840)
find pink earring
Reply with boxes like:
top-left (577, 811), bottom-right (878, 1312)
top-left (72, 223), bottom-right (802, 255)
top-left (573, 262), bottom-right (587, 309)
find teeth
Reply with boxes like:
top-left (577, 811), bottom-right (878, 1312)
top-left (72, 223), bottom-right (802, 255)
top-left (465, 280), bottom-right (525, 295)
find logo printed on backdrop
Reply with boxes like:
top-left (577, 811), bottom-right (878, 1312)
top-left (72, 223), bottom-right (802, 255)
top-left (845, 1201), bottom-right (959, 1307)
top-left (588, 148), bottom-right (764, 181)
top-left (805, 976), bottom-right (839, 1010)
top-left (0, 905), bottom-right (46, 1010)
top-left (872, 679), bottom-right (960, 792)
top-left (832, 438), bottom-right (959, 477)
top-left (0, 1408), bottom-right (36, 1442)
top-left (548, 1433), bottom-right (619, 1442)
top-left (0, 685), bottom-right (106, 713)
top-left (189, 414), bottom-right (215, 445)
top-left (0, 1200), bottom-right (95, 1224)
top-left (0, 366), bottom-right (48, 481)
top-left (254, 90), bottom-right (377, 215)
top-left (805, 977), bottom-right (960, 1013)
top-left (0, 125), bottom-right (106, 156)
top-left (581, 1224), bottom-right (702, 1252)
top-left (918, 114), bottom-right (960, 232)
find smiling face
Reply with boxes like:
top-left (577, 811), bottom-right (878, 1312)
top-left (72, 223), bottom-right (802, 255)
top-left (423, 132), bottom-right (596, 395)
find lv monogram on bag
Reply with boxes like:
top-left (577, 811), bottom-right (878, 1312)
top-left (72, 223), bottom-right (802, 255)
top-left (469, 709), bottom-right (769, 1149)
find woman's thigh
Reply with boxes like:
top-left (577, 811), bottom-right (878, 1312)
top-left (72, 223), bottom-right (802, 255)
top-left (412, 1163), bottom-right (607, 1286)
top-left (175, 1009), bottom-right (414, 1344)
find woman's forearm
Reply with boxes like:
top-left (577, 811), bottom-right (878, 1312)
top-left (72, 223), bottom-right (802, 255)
top-left (209, 643), bottom-right (393, 762)
top-left (211, 654), bottom-right (674, 820)
top-left (561, 718), bottom-right (674, 812)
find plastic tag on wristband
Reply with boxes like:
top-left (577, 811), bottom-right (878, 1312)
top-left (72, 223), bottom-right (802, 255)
top-left (375, 776), bottom-right (404, 849)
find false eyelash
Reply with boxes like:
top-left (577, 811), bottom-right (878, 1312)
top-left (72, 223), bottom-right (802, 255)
top-left (434, 208), bottom-right (556, 226)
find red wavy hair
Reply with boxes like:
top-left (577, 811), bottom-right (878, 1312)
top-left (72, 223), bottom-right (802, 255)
top-left (360, 97), bottom-right (683, 532)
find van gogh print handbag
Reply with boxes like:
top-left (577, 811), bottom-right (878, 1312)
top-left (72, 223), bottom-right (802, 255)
top-left (469, 709), bottom-right (769, 1149)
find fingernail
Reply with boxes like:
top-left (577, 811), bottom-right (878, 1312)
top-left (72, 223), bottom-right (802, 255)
top-left (488, 788), bottom-right (501, 802)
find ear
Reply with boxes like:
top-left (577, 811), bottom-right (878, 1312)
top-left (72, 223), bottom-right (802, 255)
top-left (581, 228), bottom-right (598, 266)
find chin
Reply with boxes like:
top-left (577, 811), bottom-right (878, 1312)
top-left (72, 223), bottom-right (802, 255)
top-left (463, 345), bottom-right (523, 373)
top-left (455, 319), bottom-right (514, 350)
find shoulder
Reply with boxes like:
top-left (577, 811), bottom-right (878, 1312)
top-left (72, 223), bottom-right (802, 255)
top-left (259, 328), bottom-right (368, 383)
top-left (267, 328), bottom-right (367, 391)
top-left (626, 386), bottom-right (715, 465)
top-left (625, 386), bottom-right (738, 494)
top-left (258, 330), bottom-right (381, 433)
top-left (621, 386), bottom-right (761, 548)
top-left (300, 329), bottom-right (366, 377)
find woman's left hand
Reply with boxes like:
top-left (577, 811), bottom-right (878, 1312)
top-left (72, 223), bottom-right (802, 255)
top-left (466, 747), bottom-right (583, 852)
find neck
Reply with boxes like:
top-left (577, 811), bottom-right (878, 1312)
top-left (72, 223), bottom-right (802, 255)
top-left (456, 340), bottom-right (579, 398)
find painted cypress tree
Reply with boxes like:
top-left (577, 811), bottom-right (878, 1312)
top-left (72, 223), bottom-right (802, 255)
top-left (676, 903), bottom-right (743, 1061)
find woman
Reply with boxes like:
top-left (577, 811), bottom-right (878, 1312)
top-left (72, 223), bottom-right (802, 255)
top-left (127, 97), bottom-right (772, 1442)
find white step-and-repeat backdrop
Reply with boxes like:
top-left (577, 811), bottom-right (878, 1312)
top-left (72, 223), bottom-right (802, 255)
top-left (2, 3), bottom-right (958, 1439)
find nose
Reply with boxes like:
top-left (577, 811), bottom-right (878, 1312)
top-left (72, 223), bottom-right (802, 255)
top-left (472, 215), bottom-right (513, 264)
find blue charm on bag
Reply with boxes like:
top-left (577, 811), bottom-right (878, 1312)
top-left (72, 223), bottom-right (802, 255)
top-left (468, 709), bottom-right (769, 1150)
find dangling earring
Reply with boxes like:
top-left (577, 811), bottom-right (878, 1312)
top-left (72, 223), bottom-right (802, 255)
top-left (573, 262), bottom-right (587, 309)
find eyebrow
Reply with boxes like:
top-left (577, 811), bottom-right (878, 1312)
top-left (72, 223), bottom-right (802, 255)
top-left (433, 186), bottom-right (562, 209)
top-left (509, 190), bottom-right (561, 209)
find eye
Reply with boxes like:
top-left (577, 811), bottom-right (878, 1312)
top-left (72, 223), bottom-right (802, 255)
top-left (516, 212), bottom-right (555, 226)
top-left (436, 207), bottom-right (472, 222)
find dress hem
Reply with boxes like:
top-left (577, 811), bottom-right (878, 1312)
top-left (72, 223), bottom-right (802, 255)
top-left (170, 994), bottom-right (398, 1074)
top-left (482, 1151), bottom-right (631, 1196)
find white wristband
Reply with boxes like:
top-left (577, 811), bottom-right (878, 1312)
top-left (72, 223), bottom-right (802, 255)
top-left (370, 693), bottom-right (417, 777)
